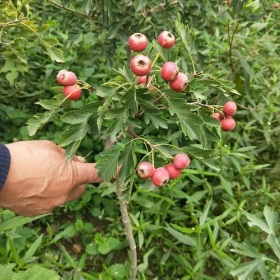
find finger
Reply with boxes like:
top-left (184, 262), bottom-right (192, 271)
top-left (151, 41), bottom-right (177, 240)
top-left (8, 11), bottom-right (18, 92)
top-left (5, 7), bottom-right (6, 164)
top-left (73, 155), bottom-right (86, 163)
top-left (67, 184), bottom-right (86, 202)
top-left (71, 161), bottom-right (104, 186)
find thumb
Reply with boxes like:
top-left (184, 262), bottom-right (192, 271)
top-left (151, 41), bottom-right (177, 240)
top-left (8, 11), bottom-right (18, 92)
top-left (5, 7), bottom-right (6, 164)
top-left (71, 161), bottom-right (104, 186)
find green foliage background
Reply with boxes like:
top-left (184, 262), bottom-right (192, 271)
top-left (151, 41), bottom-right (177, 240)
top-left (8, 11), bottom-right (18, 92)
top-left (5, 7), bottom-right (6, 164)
top-left (1, 0), bottom-right (280, 279)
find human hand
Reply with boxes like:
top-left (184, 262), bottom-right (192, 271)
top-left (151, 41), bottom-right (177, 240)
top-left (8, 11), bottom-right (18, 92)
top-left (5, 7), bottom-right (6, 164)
top-left (0, 140), bottom-right (103, 216)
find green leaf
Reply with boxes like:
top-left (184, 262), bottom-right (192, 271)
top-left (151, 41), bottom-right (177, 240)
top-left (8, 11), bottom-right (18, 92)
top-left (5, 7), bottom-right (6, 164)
top-left (15, 265), bottom-right (60, 280)
top-left (27, 96), bottom-right (65, 136)
top-left (20, 234), bottom-right (43, 266)
top-left (230, 241), bottom-right (264, 259)
top-left (267, 234), bottom-right (280, 261)
top-left (231, 0), bottom-right (244, 14)
top-left (199, 199), bottom-right (212, 226)
top-left (175, 21), bottom-right (196, 72)
top-left (164, 223), bottom-right (196, 246)
top-left (165, 92), bottom-right (203, 140)
top-left (235, 50), bottom-right (256, 80)
top-left (0, 264), bottom-right (15, 279)
top-left (138, 248), bottom-right (155, 273)
top-left (107, 263), bottom-right (129, 279)
top-left (118, 142), bottom-right (136, 181)
top-left (27, 112), bottom-right (54, 136)
top-left (138, 97), bottom-right (168, 129)
top-left (96, 145), bottom-right (122, 181)
top-left (58, 123), bottom-right (89, 147)
top-left (230, 259), bottom-right (264, 280)
top-left (46, 47), bottom-right (65, 63)
top-left (0, 214), bottom-right (50, 233)
top-left (65, 140), bottom-right (82, 159)
top-left (61, 102), bottom-right (101, 124)
top-left (246, 212), bottom-right (271, 234)
top-left (219, 177), bottom-right (233, 196)
top-left (263, 206), bottom-right (278, 234)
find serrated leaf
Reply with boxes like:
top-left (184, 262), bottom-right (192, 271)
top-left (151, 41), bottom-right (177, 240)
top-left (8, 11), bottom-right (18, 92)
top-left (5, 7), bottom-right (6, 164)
top-left (165, 93), bottom-right (203, 140)
top-left (118, 142), bottom-right (136, 181)
top-left (96, 146), bottom-right (122, 181)
top-left (61, 102), bottom-right (101, 124)
top-left (27, 111), bottom-right (54, 136)
top-left (46, 47), bottom-right (65, 63)
top-left (65, 140), bottom-right (82, 159)
top-left (58, 123), bottom-right (89, 147)
top-left (35, 99), bottom-right (57, 111)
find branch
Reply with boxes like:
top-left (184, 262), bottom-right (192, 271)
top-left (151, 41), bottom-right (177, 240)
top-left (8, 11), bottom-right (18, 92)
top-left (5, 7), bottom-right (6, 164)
top-left (0, 18), bottom-right (27, 28)
top-left (227, 20), bottom-right (239, 73)
top-left (117, 181), bottom-right (137, 280)
top-left (104, 135), bottom-right (138, 279)
top-left (46, 0), bottom-right (93, 22)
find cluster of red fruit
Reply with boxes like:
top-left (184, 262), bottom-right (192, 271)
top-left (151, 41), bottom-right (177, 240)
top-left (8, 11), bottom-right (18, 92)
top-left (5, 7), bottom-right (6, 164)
top-left (56, 70), bottom-right (82, 100)
top-left (128, 31), bottom-right (188, 93)
top-left (211, 101), bottom-right (237, 131)
top-left (137, 153), bottom-right (191, 187)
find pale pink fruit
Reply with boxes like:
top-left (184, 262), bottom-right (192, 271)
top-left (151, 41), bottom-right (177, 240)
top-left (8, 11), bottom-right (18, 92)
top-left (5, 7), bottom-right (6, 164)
top-left (161, 62), bottom-right (179, 81)
top-left (173, 153), bottom-right (191, 170)
top-left (137, 162), bottom-right (155, 179)
top-left (56, 69), bottom-right (68, 85)
top-left (151, 167), bottom-right (170, 187)
top-left (138, 75), bottom-right (150, 85)
top-left (128, 33), bottom-right (148, 52)
top-left (57, 70), bottom-right (77, 86)
top-left (169, 72), bottom-right (188, 92)
top-left (223, 101), bottom-right (237, 117)
top-left (158, 31), bottom-right (176, 49)
top-left (221, 117), bottom-right (236, 131)
top-left (164, 164), bottom-right (181, 179)
top-left (63, 84), bottom-right (82, 100)
top-left (130, 54), bottom-right (152, 76)
top-left (211, 112), bottom-right (224, 122)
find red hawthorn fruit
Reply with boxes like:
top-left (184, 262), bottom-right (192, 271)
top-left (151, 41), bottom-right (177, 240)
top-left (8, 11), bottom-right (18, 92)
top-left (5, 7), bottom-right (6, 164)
top-left (164, 164), bottom-right (182, 179)
top-left (169, 72), bottom-right (188, 92)
top-left (128, 33), bottom-right (148, 52)
top-left (137, 162), bottom-right (155, 179)
top-left (158, 31), bottom-right (176, 49)
top-left (151, 167), bottom-right (170, 187)
top-left (56, 69), bottom-right (68, 85)
top-left (223, 101), bottom-right (237, 117)
top-left (138, 75), bottom-right (150, 85)
top-left (211, 112), bottom-right (224, 122)
top-left (130, 54), bottom-right (152, 76)
top-left (161, 62), bottom-right (179, 82)
top-left (57, 70), bottom-right (77, 86)
top-left (173, 153), bottom-right (191, 170)
top-left (221, 117), bottom-right (236, 131)
top-left (63, 84), bottom-right (82, 100)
